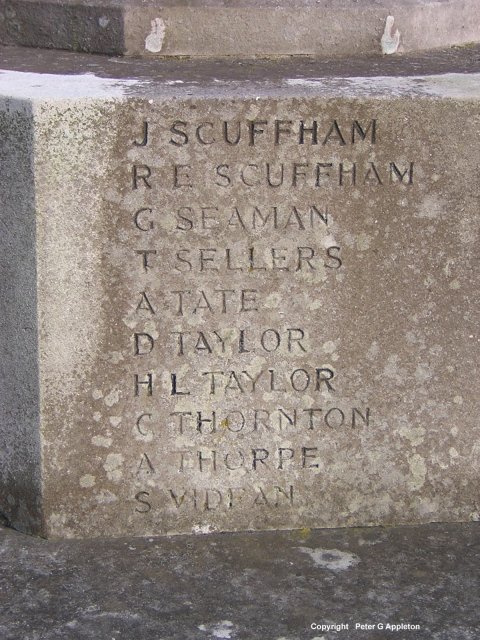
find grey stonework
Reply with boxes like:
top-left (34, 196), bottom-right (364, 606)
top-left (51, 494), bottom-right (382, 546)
top-left (0, 522), bottom-right (479, 639)
top-left (0, 0), bottom-right (479, 57)
top-left (0, 45), bottom-right (479, 538)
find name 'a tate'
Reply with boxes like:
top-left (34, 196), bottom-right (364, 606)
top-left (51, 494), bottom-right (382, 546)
top-left (133, 119), bottom-right (377, 147)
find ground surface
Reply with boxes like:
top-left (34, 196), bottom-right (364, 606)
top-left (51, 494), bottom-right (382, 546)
top-left (0, 522), bottom-right (478, 639)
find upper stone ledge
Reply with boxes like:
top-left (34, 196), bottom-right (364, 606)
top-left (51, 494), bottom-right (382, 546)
top-left (0, 0), bottom-right (478, 58)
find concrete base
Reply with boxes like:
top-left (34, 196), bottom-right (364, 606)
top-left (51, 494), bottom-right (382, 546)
top-left (0, 521), bottom-right (478, 639)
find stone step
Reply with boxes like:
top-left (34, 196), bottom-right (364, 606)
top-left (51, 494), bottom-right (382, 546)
top-left (0, 522), bottom-right (478, 638)
top-left (0, 0), bottom-right (479, 57)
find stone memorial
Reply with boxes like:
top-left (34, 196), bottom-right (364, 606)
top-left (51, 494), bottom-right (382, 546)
top-left (0, 1), bottom-right (479, 539)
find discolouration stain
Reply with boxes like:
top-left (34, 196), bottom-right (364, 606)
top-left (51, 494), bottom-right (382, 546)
top-left (399, 425), bottom-right (426, 447)
top-left (79, 474), bottom-right (96, 488)
top-left (383, 354), bottom-right (406, 384)
top-left (297, 546), bottom-right (360, 571)
top-left (145, 18), bottom-right (166, 54)
top-left (444, 258), bottom-right (455, 277)
top-left (91, 436), bottom-right (112, 448)
top-left (192, 524), bottom-right (217, 535)
top-left (366, 341), bottom-right (379, 360)
top-left (94, 489), bottom-right (118, 504)
top-left (449, 447), bottom-right (459, 460)
top-left (416, 194), bottom-right (445, 219)
top-left (104, 389), bottom-right (120, 407)
top-left (356, 231), bottom-right (372, 251)
top-left (265, 292), bottom-right (282, 309)
top-left (0, 70), bottom-right (142, 99)
top-left (298, 526), bottom-right (312, 540)
top-left (143, 320), bottom-right (159, 339)
top-left (103, 453), bottom-right (124, 482)
top-left (415, 363), bottom-right (432, 383)
top-left (285, 73), bottom-right (480, 100)
top-left (322, 340), bottom-right (337, 354)
top-left (408, 454), bottom-right (427, 491)
top-left (47, 513), bottom-right (75, 537)
top-left (416, 497), bottom-right (439, 516)
top-left (109, 351), bottom-right (124, 364)
top-left (198, 620), bottom-right (235, 638)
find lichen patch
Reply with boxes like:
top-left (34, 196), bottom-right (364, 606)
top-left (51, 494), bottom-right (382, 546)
top-left (79, 474), bottom-right (96, 488)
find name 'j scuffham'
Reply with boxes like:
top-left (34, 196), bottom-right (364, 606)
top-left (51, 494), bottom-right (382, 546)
top-left (133, 118), bottom-right (378, 147)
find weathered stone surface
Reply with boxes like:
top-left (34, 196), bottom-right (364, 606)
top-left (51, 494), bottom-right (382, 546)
top-left (0, 0), bottom-right (479, 57)
top-left (0, 522), bottom-right (479, 639)
top-left (0, 46), bottom-right (480, 538)
top-left (0, 97), bottom-right (42, 534)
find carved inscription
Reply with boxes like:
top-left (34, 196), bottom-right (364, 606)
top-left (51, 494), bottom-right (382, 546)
top-left (124, 112), bottom-right (415, 521)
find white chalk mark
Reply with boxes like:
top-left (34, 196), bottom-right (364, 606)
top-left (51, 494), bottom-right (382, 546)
top-left (192, 524), bottom-right (217, 534)
top-left (145, 17), bottom-right (166, 53)
top-left (198, 620), bottom-right (235, 639)
top-left (381, 15), bottom-right (401, 55)
top-left (298, 546), bottom-right (360, 571)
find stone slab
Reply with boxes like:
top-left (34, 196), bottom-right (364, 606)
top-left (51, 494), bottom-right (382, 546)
top-left (0, 46), bottom-right (480, 538)
top-left (0, 522), bottom-right (479, 639)
top-left (0, 0), bottom-right (479, 57)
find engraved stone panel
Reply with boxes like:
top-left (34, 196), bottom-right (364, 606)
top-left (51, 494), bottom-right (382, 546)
top-left (0, 50), bottom-right (479, 537)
